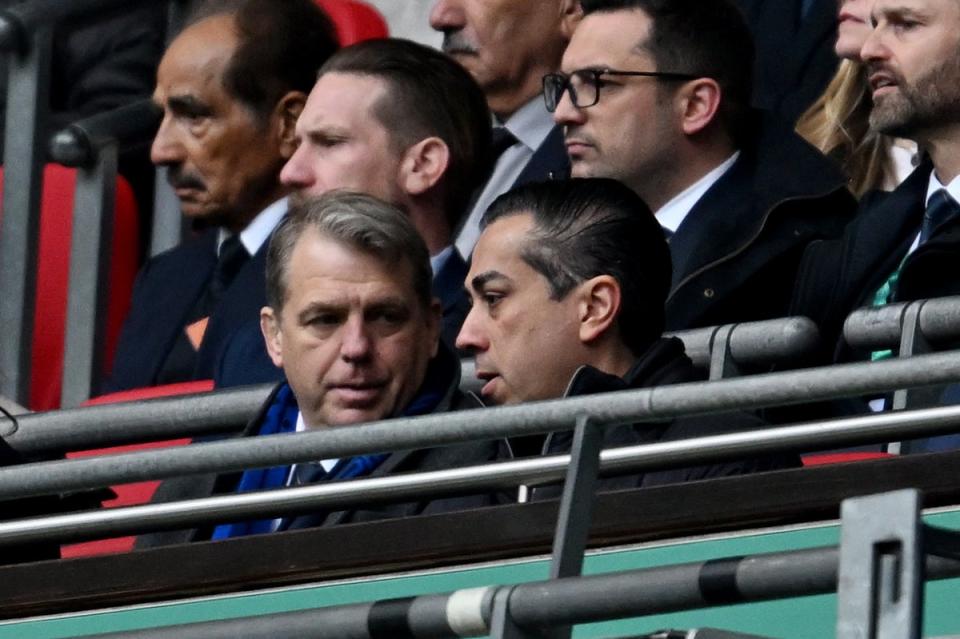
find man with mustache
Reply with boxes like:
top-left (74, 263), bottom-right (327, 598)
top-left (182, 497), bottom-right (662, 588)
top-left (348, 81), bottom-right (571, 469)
top-left (103, 0), bottom-right (338, 392)
top-left (429, 0), bottom-right (579, 259)
top-left (140, 191), bottom-right (505, 546)
top-left (549, 0), bottom-right (856, 332)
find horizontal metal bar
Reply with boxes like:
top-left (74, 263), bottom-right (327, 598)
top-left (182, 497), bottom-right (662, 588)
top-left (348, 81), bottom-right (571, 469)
top-left (845, 296), bottom-right (960, 350)
top-left (49, 99), bottom-right (161, 167)
top-left (5, 347), bottom-right (960, 461)
top-left (1, 385), bottom-right (270, 450)
top-left (5, 403), bottom-right (960, 545)
top-left (0, 0), bottom-right (156, 51)
top-left (69, 547), bottom-right (960, 639)
top-left (671, 316), bottom-right (819, 370)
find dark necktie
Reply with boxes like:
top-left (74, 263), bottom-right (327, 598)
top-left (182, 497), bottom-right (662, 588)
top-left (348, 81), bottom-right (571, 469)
top-left (920, 188), bottom-right (960, 244)
top-left (208, 234), bottom-right (249, 308)
top-left (661, 226), bottom-right (673, 241)
top-left (483, 126), bottom-right (518, 180)
top-left (290, 461), bottom-right (328, 486)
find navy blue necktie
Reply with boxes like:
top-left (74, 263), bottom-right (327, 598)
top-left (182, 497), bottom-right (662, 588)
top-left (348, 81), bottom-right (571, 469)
top-left (920, 189), bottom-right (960, 244)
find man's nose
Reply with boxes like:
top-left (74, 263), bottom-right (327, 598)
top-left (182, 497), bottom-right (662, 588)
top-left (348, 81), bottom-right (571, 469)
top-left (429, 0), bottom-right (463, 33)
top-left (279, 145), bottom-right (315, 190)
top-left (552, 84), bottom-right (585, 127)
top-left (340, 316), bottom-right (373, 362)
top-left (150, 115), bottom-right (185, 167)
top-left (455, 304), bottom-right (487, 353)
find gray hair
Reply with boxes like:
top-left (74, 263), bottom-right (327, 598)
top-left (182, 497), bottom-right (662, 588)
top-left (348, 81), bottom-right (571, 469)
top-left (266, 191), bottom-right (434, 313)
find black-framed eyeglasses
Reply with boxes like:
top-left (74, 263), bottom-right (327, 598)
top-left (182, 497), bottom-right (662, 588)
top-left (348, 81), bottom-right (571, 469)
top-left (542, 68), bottom-right (700, 112)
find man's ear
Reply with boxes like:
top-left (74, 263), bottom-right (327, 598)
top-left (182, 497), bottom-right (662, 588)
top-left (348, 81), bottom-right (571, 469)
top-left (560, 0), bottom-right (584, 39)
top-left (577, 275), bottom-right (621, 345)
top-left (276, 90), bottom-right (307, 159)
top-left (260, 306), bottom-right (285, 369)
top-left (677, 78), bottom-right (722, 136)
top-left (399, 136), bottom-right (450, 197)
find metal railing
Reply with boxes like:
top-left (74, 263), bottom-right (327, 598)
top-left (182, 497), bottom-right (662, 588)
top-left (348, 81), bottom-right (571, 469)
top-left (64, 489), bottom-right (960, 639)
top-left (3, 403), bottom-right (960, 546)
top-left (0, 0), bottom-right (167, 406)
top-left (3, 349), bottom-right (960, 495)
top-left (50, 100), bottom-right (162, 407)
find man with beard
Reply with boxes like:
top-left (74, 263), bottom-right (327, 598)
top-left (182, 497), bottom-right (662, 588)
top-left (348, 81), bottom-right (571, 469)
top-left (104, 0), bottom-right (338, 392)
top-left (793, 0), bottom-right (960, 364)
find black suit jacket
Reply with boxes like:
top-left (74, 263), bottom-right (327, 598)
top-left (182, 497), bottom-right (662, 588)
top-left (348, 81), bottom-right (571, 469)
top-left (104, 229), bottom-right (269, 392)
top-left (735, 0), bottom-right (839, 124)
top-left (665, 112), bottom-right (855, 331)
top-left (792, 160), bottom-right (960, 361)
top-left (513, 125), bottom-right (570, 186)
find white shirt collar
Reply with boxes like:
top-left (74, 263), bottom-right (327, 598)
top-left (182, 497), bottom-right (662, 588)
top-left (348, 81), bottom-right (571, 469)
top-left (925, 170), bottom-right (960, 206)
top-left (294, 411), bottom-right (338, 472)
top-left (501, 96), bottom-right (555, 153)
top-left (217, 197), bottom-right (288, 256)
top-left (656, 152), bottom-right (740, 233)
top-left (430, 245), bottom-right (454, 276)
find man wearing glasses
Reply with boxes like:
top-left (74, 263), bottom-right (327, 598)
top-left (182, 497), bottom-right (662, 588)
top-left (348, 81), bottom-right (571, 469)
top-left (546, 0), bottom-right (856, 332)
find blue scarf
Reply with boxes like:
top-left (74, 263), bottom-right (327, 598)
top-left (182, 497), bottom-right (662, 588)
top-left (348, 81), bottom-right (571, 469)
top-left (211, 350), bottom-right (454, 540)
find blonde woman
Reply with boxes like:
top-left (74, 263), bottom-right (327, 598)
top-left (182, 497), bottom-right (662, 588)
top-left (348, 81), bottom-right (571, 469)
top-left (796, 0), bottom-right (916, 197)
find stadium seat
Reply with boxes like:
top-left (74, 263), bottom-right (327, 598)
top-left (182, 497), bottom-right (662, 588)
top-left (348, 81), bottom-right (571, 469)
top-left (0, 164), bottom-right (140, 411)
top-left (801, 452), bottom-right (894, 466)
top-left (315, 0), bottom-right (388, 45)
top-left (60, 380), bottom-right (214, 557)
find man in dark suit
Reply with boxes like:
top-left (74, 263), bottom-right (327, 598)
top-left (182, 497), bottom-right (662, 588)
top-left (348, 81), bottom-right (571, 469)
top-left (429, 0), bottom-right (577, 258)
top-left (456, 178), bottom-right (797, 482)
top-left (103, 0), bottom-right (338, 392)
top-left (791, 0), bottom-right (960, 452)
top-left (215, 38), bottom-right (492, 387)
top-left (139, 192), bottom-right (504, 547)
top-left (548, 0), bottom-right (855, 331)
top-left (734, 0), bottom-right (839, 124)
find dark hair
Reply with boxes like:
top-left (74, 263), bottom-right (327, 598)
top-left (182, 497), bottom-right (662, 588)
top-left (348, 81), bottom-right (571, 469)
top-left (190, 0), bottom-right (339, 122)
top-left (266, 190), bottom-right (433, 313)
top-left (318, 38), bottom-right (493, 227)
top-left (482, 178), bottom-right (671, 355)
top-left (582, 0), bottom-right (754, 145)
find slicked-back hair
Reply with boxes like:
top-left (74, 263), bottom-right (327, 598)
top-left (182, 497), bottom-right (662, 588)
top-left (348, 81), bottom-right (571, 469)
top-left (481, 178), bottom-right (671, 356)
top-left (189, 0), bottom-right (339, 122)
top-left (266, 191), bottom-right (433, 315)
top-left (318, 38), bottom-right (493, 227)
top-left (582, 0), bottom-right (754, 146)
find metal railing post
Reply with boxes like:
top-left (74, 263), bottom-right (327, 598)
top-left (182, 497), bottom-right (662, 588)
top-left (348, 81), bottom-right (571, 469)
top-left (708, 324), bottom-right (741, 380)
top-left (836, 489), bottom-right (924, 639)
top-left (59, 143), bottom-right (118, 407)
top-left (0, 22), bottom-right (52, 405)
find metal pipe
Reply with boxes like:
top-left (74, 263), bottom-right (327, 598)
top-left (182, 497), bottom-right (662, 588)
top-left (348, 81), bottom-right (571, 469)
top-left (672, 316), bottom-right (820, 371)
top-left (1, 385), bottom-right (270, 449)
top-left (6, 347), bottom-right (960, 458)
top-left (5, 404), bottom-right (960, 544)
top-left (67, 549), bottom-right (960, 639)
top-left (845, 296), bottom-right (960, 349)
top-left (0, 0), bottom-right (158, 51)
top-left (49, 99), bottom-right (161, 168)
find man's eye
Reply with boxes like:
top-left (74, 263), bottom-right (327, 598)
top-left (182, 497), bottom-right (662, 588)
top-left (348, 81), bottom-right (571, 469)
top-left (309, 314), bottom-right (340, 326)
top-left (482, 292), bottom-right (503, 307)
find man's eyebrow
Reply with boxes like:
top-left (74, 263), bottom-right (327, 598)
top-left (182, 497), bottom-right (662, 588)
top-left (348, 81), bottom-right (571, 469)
top-left (296, 301), bottom-right (344, 321)
top-left (470, 270), bottom-right (510, 291)
top-left (167, 95), bottom-right (212, 114)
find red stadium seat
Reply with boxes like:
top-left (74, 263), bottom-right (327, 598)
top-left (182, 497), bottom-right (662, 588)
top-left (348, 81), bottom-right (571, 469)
top-left (801, 452), bottom-right (894, 466)
top-left (0, 164), bottom-right (140, 411)
top-left (315, 0), bottom-right (389, 45)
top-left (60, 380), bottom-right (214, 557)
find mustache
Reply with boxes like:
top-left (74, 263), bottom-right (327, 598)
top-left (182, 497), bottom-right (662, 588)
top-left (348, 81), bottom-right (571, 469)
top-left (441, 31), bottom-right (478, 55)
top-left (166, 167), bottom-right (206, 191)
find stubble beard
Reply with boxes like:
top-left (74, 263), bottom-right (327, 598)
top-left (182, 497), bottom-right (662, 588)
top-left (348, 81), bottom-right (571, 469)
top-left (869, 51), bottom-right (960, 138)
